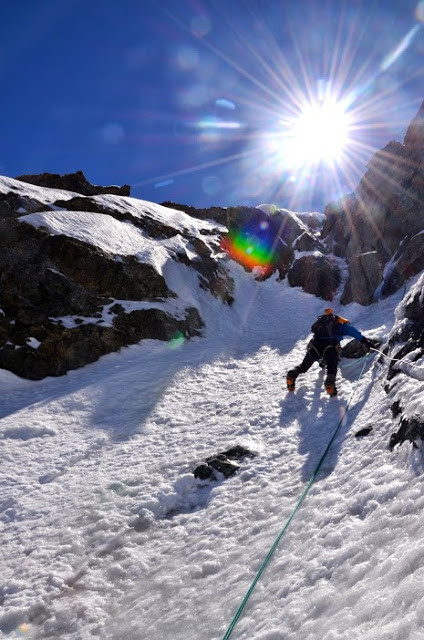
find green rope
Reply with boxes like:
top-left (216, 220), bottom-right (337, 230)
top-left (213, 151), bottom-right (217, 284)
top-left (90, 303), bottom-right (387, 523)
top-left (339, 354), bottom-right (368, 370)
top-left (221, 358), bottom-right (369, 640)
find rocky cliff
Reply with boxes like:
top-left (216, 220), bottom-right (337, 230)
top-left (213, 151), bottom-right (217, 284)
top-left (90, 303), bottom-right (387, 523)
top-left (322, 100), bottom-right (424, 306)
top-left (0, 174), bottom-right (233, 379)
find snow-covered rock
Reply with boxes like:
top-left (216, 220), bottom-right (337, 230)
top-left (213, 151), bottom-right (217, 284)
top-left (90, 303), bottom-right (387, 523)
top-left (0, 176), bottom-right (232, 379)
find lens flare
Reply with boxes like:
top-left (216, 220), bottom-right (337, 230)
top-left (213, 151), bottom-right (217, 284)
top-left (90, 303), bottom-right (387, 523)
top-left (190, 15), bottom-right (211, 37)
top-left (380, 25), bottom-right (420, 72)
top-left (168, 331), bottom-right (185, 349)
top-left (215, 98), bottom-right (236, 110)
top-left (154, 179), bottom-right (174, 188)
top-left (175, 45), bottom-right (200, 70)
top-left (221, 214), bottom-right (280, 276)
top-left (195, 116), bottom-right (243, 130)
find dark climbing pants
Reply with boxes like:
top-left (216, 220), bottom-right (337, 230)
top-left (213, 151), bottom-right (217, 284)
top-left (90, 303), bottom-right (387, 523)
top-left (294, 343), bottom-right (338, 379)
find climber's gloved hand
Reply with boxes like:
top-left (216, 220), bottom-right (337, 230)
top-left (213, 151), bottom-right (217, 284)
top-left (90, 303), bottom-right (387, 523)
top-left (360, 337), bottom-right (373, 352)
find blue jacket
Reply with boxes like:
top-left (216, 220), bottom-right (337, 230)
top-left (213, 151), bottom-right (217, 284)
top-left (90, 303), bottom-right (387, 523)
top-left (335, 322), bottom-right (364, 343)
top-left (310, 319), bottom-right (364, 350)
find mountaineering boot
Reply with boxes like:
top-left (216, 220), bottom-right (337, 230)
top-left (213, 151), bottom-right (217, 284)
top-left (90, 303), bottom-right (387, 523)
top-left (286, 370), bottom-right (297, 392)
top-left (325, 374), bottom-right (337, 397)
top-left (325, 383), bottom-right (338, 396)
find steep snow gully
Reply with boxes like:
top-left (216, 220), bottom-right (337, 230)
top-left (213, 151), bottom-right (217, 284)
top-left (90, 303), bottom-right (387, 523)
top-left (2, 261), bottom-right (424, 640)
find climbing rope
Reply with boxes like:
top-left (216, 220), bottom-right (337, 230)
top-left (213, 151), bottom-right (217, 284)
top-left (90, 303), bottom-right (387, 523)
top-left (370, 347), bottom-right (424, 372)
top-left (221, 357), bottom-right (370, 640)
top-left (339, 354), bottom-right (369, 370)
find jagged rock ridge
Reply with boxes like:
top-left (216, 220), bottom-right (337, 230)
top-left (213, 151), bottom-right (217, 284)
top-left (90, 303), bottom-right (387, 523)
top-left (16, 170), bottom-right (131, 197)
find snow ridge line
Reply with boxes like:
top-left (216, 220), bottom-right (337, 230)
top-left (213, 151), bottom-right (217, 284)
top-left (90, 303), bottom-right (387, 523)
top-left (221, 358), bottom-right (370, 640)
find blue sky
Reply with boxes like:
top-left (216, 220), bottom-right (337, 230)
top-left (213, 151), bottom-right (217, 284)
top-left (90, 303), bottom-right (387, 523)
top-left (1, 0), bottom-right (423, 210)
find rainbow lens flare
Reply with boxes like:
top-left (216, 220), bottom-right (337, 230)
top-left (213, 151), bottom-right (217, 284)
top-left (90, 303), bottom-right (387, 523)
top-left (221, 215), bottom-right (280, 276)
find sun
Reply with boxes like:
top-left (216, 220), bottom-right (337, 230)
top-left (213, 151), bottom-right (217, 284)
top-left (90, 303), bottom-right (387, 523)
top-left (281, 97), bottom-right (353, 169)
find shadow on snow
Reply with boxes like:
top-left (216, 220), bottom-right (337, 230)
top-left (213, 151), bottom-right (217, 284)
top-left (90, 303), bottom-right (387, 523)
top-left (279, 355), bottom-right (377, 483)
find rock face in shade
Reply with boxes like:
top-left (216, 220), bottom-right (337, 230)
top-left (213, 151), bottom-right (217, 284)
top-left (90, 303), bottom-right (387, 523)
top-left (321, 100), bottom-right (424, 305)
top-left (287, 255), bottom-right (341, 301)
top-left (0, 176), bottom-right (233, 379)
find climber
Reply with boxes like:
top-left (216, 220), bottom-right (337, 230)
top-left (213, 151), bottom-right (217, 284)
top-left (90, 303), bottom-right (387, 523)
top-left (286, 308), bottom-right (374, 396)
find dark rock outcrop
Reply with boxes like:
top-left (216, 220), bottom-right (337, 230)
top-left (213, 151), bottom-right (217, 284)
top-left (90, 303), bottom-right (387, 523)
top-left (0, 191), bottom-right (52, 218)
top-left (380, 273), bottom-right (424, 451)
top-left (193, 445), bottom-right (255, 480)
top-left (0, 306), bottom-right (202, 380)
top-left (405, 284), bottom-right (424, 324)
top-left (219, 205), bottom-right (325, 288)
top-left (404, 100), bottom-right (424, 156)
top-left (355, 426), bottom-right (373, 438)
top-left (191, 256), bottom-right (235, 304)
top-left (16, 170), bottom-right (131, 197)
top-left (287, 255), bottom-right (341, 300)
top-left (340, 339), bottom-right (367, 359)
top-left (294, 231), bottom-right (323, 253)
top-left (341, 250), bottom-right (384, 305)
top-left (47, 233), bottom-right (171, 301)
top-left (163, 202), bottom-right (338, 299)
top-left (113, 306), bottom-right (202, 343)
top-left (382, 233), bottom-right (424, 297)
top-left (0, 215), bottom-right (204, 378)
top-left (341, 337), bottom-right (380, 359)
top-left (389, 417), bottom-right (424, 450)
top-left (384, 280), bottom-right (424, 382)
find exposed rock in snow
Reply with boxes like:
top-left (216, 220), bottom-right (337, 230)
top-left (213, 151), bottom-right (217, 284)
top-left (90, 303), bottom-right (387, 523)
top-left (294, 231), bottom-right (323, 253)
top-left (287, 254), bottom-right (341, 300)
top-left (380, 271), bottom-right (424, 447)
top-left (382, 232), bottom-right (424, 297)
top-left (389, 416), bottom-right (424, 450)
top-left (193, 445), bottom-right (256, 480)
top-left (341, 249), bottom-right (383, 306)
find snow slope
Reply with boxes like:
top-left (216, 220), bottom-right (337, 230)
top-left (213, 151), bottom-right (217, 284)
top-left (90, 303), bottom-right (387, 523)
top-left (2, 202), bottom-right (424, 640)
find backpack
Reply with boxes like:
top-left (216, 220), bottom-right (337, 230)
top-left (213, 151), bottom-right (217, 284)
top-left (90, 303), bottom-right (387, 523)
top-left (311, 313), bottom-right (339, 340)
